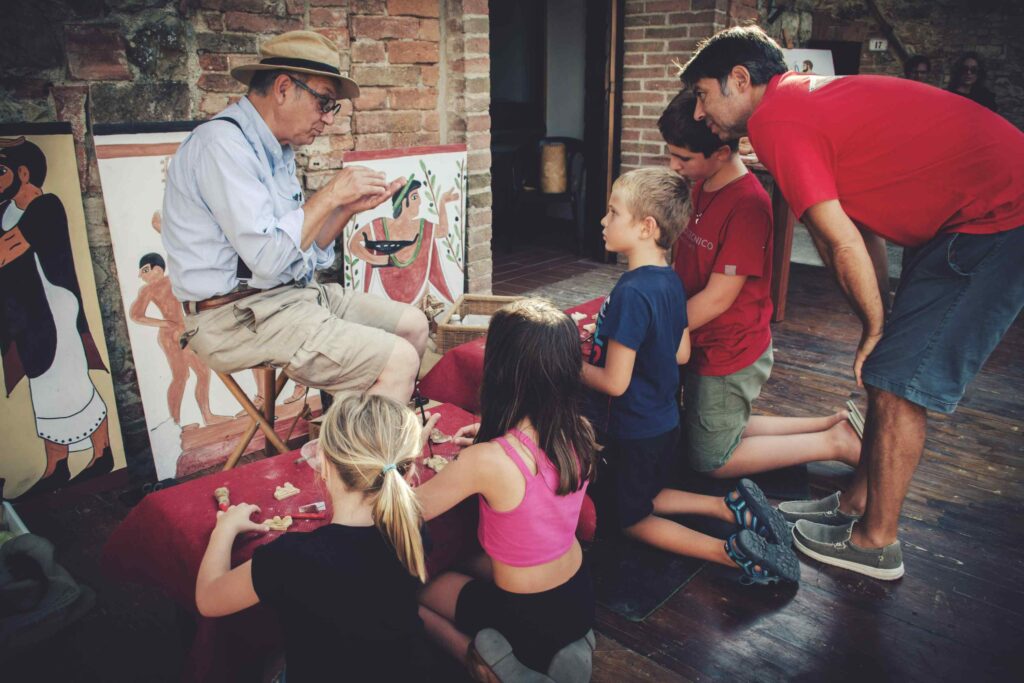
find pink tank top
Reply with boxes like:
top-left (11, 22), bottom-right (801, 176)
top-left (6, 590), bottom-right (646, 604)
top-left (477, 428), bottom-right (588, 567)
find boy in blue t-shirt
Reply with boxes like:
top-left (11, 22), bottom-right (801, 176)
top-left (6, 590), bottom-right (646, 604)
top-left (583, 167), bottom-right (799, 586)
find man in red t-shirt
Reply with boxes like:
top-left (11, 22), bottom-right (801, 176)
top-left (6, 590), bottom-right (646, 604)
top-left (658, 91), bottom-right (861, 479)
top-left (679, 26), bottom-right (1024, 580)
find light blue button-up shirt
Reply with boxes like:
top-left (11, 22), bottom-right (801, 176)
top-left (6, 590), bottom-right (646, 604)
top-left (161, 97), bottom-right (334, 302)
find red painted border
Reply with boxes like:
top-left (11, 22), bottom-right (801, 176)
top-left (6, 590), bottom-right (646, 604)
top-left (343, 144), bottom-right (467, 162)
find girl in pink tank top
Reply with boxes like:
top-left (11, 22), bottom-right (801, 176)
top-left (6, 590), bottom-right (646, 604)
top-left (416, 299), bottom-right (598, 681)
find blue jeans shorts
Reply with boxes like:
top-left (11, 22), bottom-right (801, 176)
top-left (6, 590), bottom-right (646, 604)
top-left (861, 225), bottom-right (1024, 413)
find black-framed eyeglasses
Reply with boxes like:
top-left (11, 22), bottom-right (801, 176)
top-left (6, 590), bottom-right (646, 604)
top-left (288, 75), bottom-right (341, 115)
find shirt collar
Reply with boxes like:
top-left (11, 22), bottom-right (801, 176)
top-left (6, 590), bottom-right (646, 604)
top-left (236, 96), bottom-right (292, 167)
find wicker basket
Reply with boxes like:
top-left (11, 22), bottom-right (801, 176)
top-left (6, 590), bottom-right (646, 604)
top-left (434, 294), bottom-right (523, 355)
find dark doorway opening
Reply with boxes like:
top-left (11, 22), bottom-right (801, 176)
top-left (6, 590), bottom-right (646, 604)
top-left (489, 0), bottom-right (622, 275)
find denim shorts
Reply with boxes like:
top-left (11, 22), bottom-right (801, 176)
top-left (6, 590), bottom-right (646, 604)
top-left (861, 225), bottom-right (1024, 413)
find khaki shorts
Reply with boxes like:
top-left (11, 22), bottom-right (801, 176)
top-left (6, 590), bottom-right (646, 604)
top-left (184, 282), bottom-right (411, 394)
top-left (683, 345), bottom-right (772, 472)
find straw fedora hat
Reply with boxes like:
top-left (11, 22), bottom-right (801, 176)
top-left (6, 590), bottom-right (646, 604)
top-left (231, 30), bottom-right (360, 99)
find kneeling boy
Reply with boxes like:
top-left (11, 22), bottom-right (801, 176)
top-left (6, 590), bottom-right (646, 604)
top-left (583, 167), bottom-right (798, 585)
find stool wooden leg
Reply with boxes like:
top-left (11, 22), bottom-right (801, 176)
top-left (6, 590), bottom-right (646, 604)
top-left (259, 367), bottom-right (277, 458)
top-left (217, 371), bottom-right (289, 470)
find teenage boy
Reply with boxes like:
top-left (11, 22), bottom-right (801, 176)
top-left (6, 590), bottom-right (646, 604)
top-left (583, 167), bottom-right (799, 586)
top-left (680, 25), bottom-right (1024, 579)
top-left (658, 90), bottom-right (860, 479)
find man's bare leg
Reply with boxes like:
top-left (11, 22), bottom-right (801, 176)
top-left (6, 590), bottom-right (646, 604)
top-left (368, 338), bottom-right (420, 401)
top-left (850, 386), bottom-right (927, 548)
top-left (393, 308), bottom-right (429, 357)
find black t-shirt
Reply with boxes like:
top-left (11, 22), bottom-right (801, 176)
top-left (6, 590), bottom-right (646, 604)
top-left (251, 523), bottom-right (425, 682)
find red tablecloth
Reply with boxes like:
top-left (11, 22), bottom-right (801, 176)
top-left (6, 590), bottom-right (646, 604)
top-left (101, 403), bottom-right (477, 683)
top-left (419, 297), bottom-right (605, 413)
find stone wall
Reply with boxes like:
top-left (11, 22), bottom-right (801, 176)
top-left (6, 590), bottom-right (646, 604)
top-left (0, 0), bottom-right (490, 476)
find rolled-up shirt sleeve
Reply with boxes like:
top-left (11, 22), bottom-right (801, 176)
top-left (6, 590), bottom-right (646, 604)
top-left (194, 134), bottom-right (315, 283)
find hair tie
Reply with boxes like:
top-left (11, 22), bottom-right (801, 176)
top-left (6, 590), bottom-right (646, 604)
top-left (381, 463), bottom-right (398, 475)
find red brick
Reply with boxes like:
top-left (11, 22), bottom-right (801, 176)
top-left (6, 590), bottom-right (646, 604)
top-left (647, 0), bottom-right (691, 10)
top-left (624, 27), bottom-right (645, 41)
top-left (421, 65), bottom-right (439, 86)
top-left (646, 27), bottom-right (688, 40)
top-left (5, 79), bottom-right (51, 99)
top-left (465, 36), bottom-right (489, 55)
top-left (390, 132), bottom-right (441, 148)
top-left (329, 133), bottom-right (356, 150)
top-left (387, 0), bottom-right (439, 18)
top-left (388, 87), bottom-right (437, 109)
top-left (666, 39), bottom-right (701, 52)
top-left (624, 65), bottom-right (670, 79)
top-left (306, 150), bottom-right (347, 171)
top-left (353, 110), bottom-right (422, 134)
top-left (467, 130), bottom-right (490, 150)
top-left (65, 24), bottom-right (130, 81)
top-left (422, 111), bottom-right (440, 131)
top-left (621, 129), bottom-right (641, 141)
top-left (352, 41), bottom-right (386, 63)
top-left (315, 28), bottom-right (351, 49)
top-left (352, 64), bottom-right (420, 86)
top-left (622, 90), bottom-right (664, 103)
top-left (464, 0), bottom-right (487, 13)
top-left (348, 0), bottom-right (386, 11)
top-left (624, 53), bottom-right (645, 66)
top-left (466, 113), bottom-right (490, 132)
top-left (625, 13), bottom-right (666, 27)
top-left (354, 87), bottom-right (388, 110)
top-left (463, 17), bottom-right (487, 34)
top-left (388, 41), bottom-right (439, 64)
top-left (624, 40), bottom-right (664, 52)
top-left (200, 54), bottom-right (229, 71)
top-left (418, 19), bottom-right (440, 41)
top-left (199, 73), bottom-right (246, 93)
top-left (351, 16), bottom-right (420, 40)
top-left (322, 116), bottom-right (352, 135)
top-left (310, 7), bottom-right (347, 28)
top-left (225, 12), bottom-right (302, 32)
top-left (285, 0), bottom-right (305, 14)
top-left (620, 154), bottom-right (641, 166)
top-left (647, 78), bottom-right (682, 91)
top-left (354, 133), bottom-right (390, 150)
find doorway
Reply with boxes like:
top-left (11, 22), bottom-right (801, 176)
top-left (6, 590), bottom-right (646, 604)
top-left (489, 0), bottom-right (623, 294)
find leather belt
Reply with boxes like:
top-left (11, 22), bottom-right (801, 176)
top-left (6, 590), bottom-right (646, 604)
top-left (182, 283), bottom-right (293, 315)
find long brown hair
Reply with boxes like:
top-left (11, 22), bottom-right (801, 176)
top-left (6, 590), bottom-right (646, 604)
top-left (318, 393), bottom-right (427, 582)
top-left (476, 298), bottom-right (597, 494)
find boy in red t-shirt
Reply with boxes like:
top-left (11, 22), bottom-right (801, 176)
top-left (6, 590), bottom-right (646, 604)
top-left (680, 26), bottom-right (1024, 580)
top-left (658, 91), bottom-right (860, 479)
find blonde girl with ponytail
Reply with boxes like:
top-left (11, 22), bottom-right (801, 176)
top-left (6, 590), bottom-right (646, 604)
top-left (196, 393), bottom-right (431, 682)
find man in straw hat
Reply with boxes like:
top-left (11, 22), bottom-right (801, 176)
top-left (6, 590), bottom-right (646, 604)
top-left (161, 31), bottom-right (428, 402)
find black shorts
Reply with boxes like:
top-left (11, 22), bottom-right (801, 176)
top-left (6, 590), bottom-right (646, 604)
top-left (454, 562), bottom-right (594, 673)
top-left (592, 425), bottom-right (680, 534)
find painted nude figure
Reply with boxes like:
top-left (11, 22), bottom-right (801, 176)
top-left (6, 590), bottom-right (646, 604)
top-left (130, 253), bottom-right (231, 429)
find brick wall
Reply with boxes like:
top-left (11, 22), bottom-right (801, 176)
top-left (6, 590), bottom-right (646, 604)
top-left (619, 0), bottom-right (730, 173)
top-left (0, 0), bottom-right (490, 474)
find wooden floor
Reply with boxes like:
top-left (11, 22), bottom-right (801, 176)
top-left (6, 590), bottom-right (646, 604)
top-left (8, 261), bottom-right (1022, 682)
top-left (588, 263), bottom-right (1024, 682)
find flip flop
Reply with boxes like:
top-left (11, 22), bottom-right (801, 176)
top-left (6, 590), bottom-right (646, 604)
top-left (845, 400), bottom-right (865, 439)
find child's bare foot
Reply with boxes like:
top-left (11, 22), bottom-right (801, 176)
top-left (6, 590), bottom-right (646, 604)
top-left (828, 419), bottom-right (861, 467)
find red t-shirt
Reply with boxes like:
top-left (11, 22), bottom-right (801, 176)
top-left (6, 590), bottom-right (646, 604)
top-left (673, 172), bottom-right (773, 376)
top-left (749, 73), bottom-right (1024, 248)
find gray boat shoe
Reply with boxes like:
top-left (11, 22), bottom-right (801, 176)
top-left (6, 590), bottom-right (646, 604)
top-left (792, 519), bottom-right (905, 581)
top-left (777, 491), bottom-right (862, 525)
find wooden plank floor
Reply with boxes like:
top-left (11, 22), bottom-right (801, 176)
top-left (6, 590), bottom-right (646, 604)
top-left (583, 263), bottom-right (1024, 682)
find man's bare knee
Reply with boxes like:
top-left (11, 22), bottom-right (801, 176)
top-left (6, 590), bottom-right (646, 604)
top-left (370, 339), bottom-right (420, 401)
top-left (395, 308), bottom-right (428, 357)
